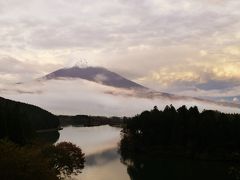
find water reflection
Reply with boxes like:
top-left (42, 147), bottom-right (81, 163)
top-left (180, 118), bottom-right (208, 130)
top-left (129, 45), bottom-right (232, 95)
top-left (119, 133), bottom-right (236, 180)
top-left (86, 148), bottom-right (119, 166)
top-left (57, 125), bottom-right (121, 154)
top-left (39, 125), bottom-right (236, 180)
top-left (57, 125), bottom-right (130, 180)
top-left (122, 156), bottom-right (235, 180)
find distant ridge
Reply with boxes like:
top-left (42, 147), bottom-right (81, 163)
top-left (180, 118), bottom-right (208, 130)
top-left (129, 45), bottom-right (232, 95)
top-left (41, 66), bottom-right (148, 90)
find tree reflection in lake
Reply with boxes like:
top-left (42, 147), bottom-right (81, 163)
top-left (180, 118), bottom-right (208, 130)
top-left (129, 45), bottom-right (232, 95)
top-left (120, 151), bottom-right (235, 180)
top-left (35, 125), bottom-right (237, 180)
top-left (119, 129), bottom-right (236, 180)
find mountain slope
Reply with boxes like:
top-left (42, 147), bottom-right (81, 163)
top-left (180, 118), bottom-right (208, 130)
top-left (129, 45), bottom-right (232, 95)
top-left (0, 96), bottom-right (59, 144)
top-left (39, 66), bottom-right (240, 110)
top-left (42, 66), bottom-right (147, 90)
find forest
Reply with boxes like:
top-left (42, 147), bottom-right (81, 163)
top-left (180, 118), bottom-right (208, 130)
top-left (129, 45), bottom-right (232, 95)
top-left (59, 114), bottom-right (123, 127)
top-left (0, 97), bottom-right (85, 179)
top-left (120, 105), bottom-right (240, 179)
top-left (121, 105), bottom-right (240, 159)
top-left (0, 97), bottom-right (59, 144)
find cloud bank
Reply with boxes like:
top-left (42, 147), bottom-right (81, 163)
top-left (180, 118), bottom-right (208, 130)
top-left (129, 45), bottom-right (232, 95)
top-left (0, 0), bottom-right (240, 106)
top-left (1, 79), bottom-right (239, 116)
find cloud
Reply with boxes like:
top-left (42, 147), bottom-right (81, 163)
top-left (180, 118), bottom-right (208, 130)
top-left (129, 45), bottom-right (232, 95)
top-left (1, 79), bottom-right (239, 116)
top-left (94, 74), bottom-right (109, 84)
top-left (233, 97), bottom-right (239, 103)
top-left (0, 56), bottom-right (28, 74)
top-left (0, 0), bottom-right (239, 50)
top-left (0, 55), bottom-right (63, 84)
top-left (0, 0), bottom-right (240, 102)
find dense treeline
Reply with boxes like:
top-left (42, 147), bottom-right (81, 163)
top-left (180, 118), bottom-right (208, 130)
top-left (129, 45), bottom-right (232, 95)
top-left (0, 97), bottom-right (59, 144)
top-left (0, 97), bottom-right (85, 179)
top-left (120, 105), bottom-right (240, 179)
top-left (59, 115), bottom-right (123, 127)
top-left (121, 105), bottom-right (240, 160)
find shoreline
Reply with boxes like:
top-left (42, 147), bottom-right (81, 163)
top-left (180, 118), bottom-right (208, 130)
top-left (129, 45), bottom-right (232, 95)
top-left (36, 127), bottom-right (63, 133)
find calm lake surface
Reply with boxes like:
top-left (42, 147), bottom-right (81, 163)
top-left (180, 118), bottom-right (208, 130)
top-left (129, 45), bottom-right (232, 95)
top-left (56, 125), bottom-right (130, 180)
top-left (56, 125), bottom-right (235, 180)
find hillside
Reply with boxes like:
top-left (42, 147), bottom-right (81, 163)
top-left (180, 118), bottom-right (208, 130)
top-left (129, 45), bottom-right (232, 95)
top-left (0, 97), bottom-right (59, 144)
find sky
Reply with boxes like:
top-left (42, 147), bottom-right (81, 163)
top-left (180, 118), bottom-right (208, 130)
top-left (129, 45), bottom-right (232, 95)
top-left (0, 0), bottom-right (240, 114)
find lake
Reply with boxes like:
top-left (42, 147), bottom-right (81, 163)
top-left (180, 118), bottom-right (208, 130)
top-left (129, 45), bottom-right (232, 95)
top-left (56, 125), bottom-right (130, 180)
top-left (55, 125), bottom-right (236, 180)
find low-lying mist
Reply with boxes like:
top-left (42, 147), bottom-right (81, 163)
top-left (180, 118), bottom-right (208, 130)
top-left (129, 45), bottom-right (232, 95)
top-left (1, 79), bottom-right (239, 116)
